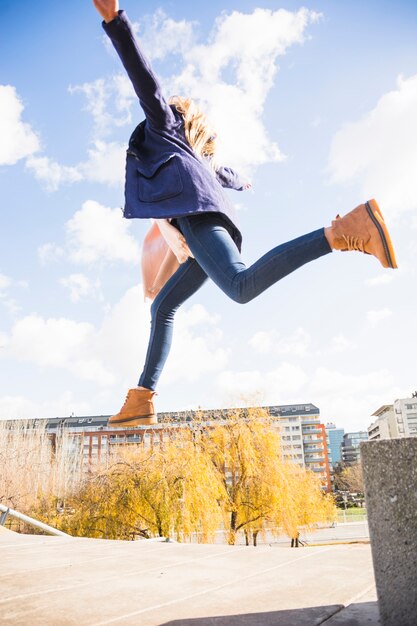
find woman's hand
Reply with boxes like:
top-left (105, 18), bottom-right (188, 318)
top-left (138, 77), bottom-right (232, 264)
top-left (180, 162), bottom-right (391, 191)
top-left (155, 219), bottom-right (194, 264)
top-left (93, 0), bottom-right (119, 23)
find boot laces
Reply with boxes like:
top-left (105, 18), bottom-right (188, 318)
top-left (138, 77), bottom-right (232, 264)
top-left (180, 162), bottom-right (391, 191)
top-left (121, 390), bottom-right (133, 409)
top-left (342, 235), bottom-right (365, 253)
top-left (121, 389), bottom-right (155, 409)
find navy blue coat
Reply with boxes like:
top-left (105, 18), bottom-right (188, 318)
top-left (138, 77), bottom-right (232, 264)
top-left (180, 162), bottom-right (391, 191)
top-left (102, 11), bottom-right (244, 248)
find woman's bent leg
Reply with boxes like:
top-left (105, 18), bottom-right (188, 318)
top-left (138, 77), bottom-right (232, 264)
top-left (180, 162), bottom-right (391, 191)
top-left (138, 257), bottom-right (208, 390)
top-left (177, 214), bottom-right (332, 304)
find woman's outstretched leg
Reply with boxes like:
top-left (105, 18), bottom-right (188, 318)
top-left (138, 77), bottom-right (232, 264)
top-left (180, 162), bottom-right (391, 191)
top-left (109, 258), bottom-right (208, 427)
top-left (176, 214), bottom-right (331, 304)
top-left (177, 199), bottom-right (397, 304)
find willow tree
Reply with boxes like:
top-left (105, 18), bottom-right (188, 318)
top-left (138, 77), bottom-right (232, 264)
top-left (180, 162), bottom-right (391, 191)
top-left (128, 431), bottom-right (225, 541)
top-left (55, 430), bottom-right (225, 542)
top-left (198, 407), bottom-right (336, 545)
top-left (277, 463), bottom-right (336, 543)
top-left (42, 408), bottom-right (335, 544)
top-left (198, 407), bottom-right (286, 544)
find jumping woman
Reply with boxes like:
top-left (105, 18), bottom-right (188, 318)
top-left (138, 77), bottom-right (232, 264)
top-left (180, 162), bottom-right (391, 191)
top-left (92, 1), bottom-right (398, 427)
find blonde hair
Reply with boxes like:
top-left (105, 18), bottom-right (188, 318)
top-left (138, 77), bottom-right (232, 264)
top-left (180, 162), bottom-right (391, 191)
top-left (168, 96), bottom-right (218, 169)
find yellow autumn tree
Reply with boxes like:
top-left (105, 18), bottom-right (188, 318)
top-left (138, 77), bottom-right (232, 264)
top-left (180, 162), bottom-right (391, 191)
top-left (199, 407), bottom-right (284, 544)
top-left (53, 429), bottom-right (225, 542)
top-left (277, 463), bottom-right (336, 543)
top-left (32, 406), bottom-right (335, 545)
top-left (198, 407), bottom-right (336, 545)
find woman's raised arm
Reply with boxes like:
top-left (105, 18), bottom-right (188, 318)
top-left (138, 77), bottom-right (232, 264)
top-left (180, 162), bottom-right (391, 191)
top-left (93, 2), bottom-right (175, 130)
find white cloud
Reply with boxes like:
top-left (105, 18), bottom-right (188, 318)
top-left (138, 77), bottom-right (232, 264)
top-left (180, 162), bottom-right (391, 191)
top-left (249, 330), bottom-right (274, 354)
top-left (60, 273), bottom-right (98, 302)
top-left (163, 305), bottom-right (227, 384)
top-left (37, 201), bottom-right (141, 288)
top-left (92, 286), bottom-right (151, 387)
top-left (310, 366), bottom-right (387, 397)
top-left (30, 6), bottom-right (319, 191)
top-left (3, 314), bottom-right (114, 386)
top-left (366, 308), bottom-right (392, 325)
top-left (330, 334), bottom-right (353, 353)
top-left (0, 85), bottom-right (39, 165)
top-left (6, 315), bottom-right (92, 366)
top-left (1, 286), bottom-right (230, 396)
top-left (38, 243), bottom-right (65, 265)
top-left (156, 7), bottom-right (320, 172)
top-left (249, 327), bottom-right (310, 356)
top-left (366, 273), bottom-right (394, 287)
top-left (65, 200), bottom-right (140, 264)
top-left (212, 362), bottom-right (407, 430)
top-left (1, 9), bottom-right (320, 191)
top-left (136, 10), bottom-right (197, 62)
top-left (0, 273), bottom-right (11, 292)
top-left (307, 366), bottom-right (411, 431)
top-left (0, 273), bottom-right (22, 315)
top-left (327, 73), bottom-right (417, 219)
top-left (26, 141), bottom-right (126, 191)
top-left (78, 140), bottom-right (126, 186)
top-left (92, 289), bottom-right (229, 390)
top-left (69, 76), bottom-right (135, 138)
top-left (177, 303), bottom-right (221, 327)
top-left (2, 314), bottom-right (114, 385)
top-left (26, 155), bottom-right (83, 192)
top-left (0, 392), bottom-right (91, 421)
top-left (216, 362), bottom-right (308, 407)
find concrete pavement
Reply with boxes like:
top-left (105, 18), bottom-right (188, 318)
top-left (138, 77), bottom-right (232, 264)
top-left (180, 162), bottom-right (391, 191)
top-left (0, 532), bottom-right (379, 625)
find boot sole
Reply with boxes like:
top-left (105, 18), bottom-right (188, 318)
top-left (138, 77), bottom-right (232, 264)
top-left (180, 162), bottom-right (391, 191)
top-left (108, 414), bottom-right (158, 428)
top-left (365, 199), bottom-right (398, 269)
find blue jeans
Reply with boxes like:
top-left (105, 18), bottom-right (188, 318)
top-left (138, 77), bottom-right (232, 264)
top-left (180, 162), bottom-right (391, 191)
top-left (138, 213), bottom-right (331, 389)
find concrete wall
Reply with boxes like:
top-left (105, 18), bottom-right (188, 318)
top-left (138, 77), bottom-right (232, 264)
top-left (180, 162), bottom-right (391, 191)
top-left (361, 438), bottom-right (417, 626)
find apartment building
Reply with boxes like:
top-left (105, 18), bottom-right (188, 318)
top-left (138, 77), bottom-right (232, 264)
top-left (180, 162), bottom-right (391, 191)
top-left (267, 404), bottom-right (331, 491)
top-left (341, 431), bottom-right (368, 465)
top-left (325, 423), bottom-right (345, 468)
top-left (394, 396), bottom-right (417, 437)
top-left (368, 405), bottom-right (398, 441)
top-left (7, 403), bottom-right (331, 490)
top-left (368, 394), bottom-right (417, 441)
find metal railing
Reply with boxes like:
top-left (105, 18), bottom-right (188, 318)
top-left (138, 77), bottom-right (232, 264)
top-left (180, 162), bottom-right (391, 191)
top-left (0, 503), bottom-right (71, 537)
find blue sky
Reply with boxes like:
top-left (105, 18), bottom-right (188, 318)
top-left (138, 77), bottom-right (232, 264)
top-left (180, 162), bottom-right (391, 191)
top-left (1, 0), bottom-right (416, 430)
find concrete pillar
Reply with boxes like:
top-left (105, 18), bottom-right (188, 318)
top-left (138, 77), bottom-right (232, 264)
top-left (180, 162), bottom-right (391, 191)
top-left (361, 438), bottom-right (417, 626)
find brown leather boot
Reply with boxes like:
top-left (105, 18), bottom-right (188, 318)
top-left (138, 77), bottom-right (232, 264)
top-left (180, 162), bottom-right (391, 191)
top-left (330, 199), bottom-right (398, 269)
top-left (108, 388), bottom-right (158, 428)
